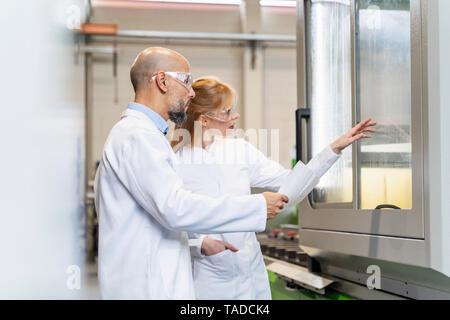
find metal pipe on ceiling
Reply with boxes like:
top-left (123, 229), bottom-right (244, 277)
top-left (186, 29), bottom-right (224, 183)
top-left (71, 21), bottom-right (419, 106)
top-left (86, 29), bottom-right (296, 43)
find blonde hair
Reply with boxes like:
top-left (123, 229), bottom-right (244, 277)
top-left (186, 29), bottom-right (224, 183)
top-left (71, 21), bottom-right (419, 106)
top-left (171, 77), bottom-right (235, 148)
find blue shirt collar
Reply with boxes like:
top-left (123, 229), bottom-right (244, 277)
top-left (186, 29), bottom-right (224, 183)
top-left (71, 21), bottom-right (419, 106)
top-left (127, 102), bottom-right (169, 136)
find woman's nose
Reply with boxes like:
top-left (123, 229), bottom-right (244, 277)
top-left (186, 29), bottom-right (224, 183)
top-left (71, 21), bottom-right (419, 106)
top-left (232, 111), bottom-right (240, 120)
top-left (189, 88), bottom-right (196, 98)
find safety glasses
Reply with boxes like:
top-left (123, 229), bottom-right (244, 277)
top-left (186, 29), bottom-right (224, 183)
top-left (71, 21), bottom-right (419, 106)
top-left (151, 71), bottom-right (193, 91)
top-left (204, 106), bottom-right (237, 122)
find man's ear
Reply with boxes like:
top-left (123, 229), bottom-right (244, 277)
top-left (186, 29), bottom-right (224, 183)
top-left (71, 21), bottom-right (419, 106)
top-left (155, 72), bottom-right (168, 93)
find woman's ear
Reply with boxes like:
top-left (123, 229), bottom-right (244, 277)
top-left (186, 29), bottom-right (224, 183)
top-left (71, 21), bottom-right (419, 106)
top-left (198, 115), bottom-right (208, 127)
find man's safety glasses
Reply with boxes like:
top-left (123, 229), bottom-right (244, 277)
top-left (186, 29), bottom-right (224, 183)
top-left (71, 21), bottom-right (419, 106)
top-left (151, 71), bottom-right (193, 91)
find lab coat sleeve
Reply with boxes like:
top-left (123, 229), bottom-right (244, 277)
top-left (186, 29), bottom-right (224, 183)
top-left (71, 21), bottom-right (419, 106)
top-left (306, 145), bottom-right (341, 179)
top-left (245, 141), bottom-right (291, 191)
top-left (188, 233), bottom-right (206, 258)
top-left (108, 130), bottom-right (267, 234)
top-left (246, 141), bottom-right (341, 189)
top-left (277, 145), bottom-right (341, 208)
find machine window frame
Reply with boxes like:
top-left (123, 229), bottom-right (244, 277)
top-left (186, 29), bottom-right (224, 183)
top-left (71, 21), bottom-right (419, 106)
top-left (296, 0), bottom-right (424, 239)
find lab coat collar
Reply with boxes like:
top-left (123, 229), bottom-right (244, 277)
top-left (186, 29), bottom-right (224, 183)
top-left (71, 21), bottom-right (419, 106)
top-left (127, 102), bottom-right (169, 136)
top-left (121, 108), bottom-right (160, 132)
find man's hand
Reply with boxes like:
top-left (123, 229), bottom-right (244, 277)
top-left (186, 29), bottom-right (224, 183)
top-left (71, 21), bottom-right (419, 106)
top-left (201, 237), bottom-right (238, 256)
top-left (263, 192), bottom-right (289, 220)
top-left (330, 118), bottom-right (377, 154)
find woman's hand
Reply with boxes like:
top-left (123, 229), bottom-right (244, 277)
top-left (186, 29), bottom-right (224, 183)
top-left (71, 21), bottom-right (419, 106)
top-left (201, 237), bottom-right (238, 256)
top-left (330, 118), bottom-right (377, 154)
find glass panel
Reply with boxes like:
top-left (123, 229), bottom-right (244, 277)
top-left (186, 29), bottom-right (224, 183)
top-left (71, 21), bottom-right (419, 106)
top-left (309, 0), bottom-right (353, 205)
top-left (356, 0), bottom-right (413, 210)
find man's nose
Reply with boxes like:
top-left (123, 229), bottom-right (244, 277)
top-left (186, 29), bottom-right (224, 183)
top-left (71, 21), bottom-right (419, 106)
top-left (232, 111), bottom-right (240, 121)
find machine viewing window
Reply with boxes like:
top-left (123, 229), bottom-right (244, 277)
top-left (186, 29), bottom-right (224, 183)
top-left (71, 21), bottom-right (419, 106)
top-left (308, 0), bottom-right (353, 206)
top-left (306, 0), bottom-right (413, 210)
top-left (356, 0), bottom-right (412, 210)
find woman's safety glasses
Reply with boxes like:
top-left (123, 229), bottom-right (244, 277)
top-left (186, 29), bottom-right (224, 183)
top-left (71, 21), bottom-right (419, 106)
top-left (204, 106), bottom-right (237, 122)
top-left (151, 71), bottom-right (193, 91)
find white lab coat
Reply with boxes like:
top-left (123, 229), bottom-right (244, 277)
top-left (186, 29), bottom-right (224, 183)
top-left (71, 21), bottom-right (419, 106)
top-left (94, 109), bottom-right (269, 300)
top-left (176, 138), bottom-right (340, 300)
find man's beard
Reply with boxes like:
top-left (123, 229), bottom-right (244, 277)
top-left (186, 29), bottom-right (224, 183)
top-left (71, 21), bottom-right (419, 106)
top-left (168, 99), bottom-right (190, 126)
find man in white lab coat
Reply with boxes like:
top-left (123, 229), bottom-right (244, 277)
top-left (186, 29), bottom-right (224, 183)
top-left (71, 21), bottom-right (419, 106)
top-left (94, 47), bottom-right (288, 299)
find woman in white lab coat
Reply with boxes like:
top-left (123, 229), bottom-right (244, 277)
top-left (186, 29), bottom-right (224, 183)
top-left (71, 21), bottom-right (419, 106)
top-left (171, 77), bottom-right (376, 300)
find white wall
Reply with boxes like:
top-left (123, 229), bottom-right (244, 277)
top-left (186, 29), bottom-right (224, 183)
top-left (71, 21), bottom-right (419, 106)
top-left (263, 47), bottom-right (297, 164)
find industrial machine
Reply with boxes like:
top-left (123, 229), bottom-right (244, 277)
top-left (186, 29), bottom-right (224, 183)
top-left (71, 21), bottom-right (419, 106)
top-left (265, 0), bottom-right (450, 299)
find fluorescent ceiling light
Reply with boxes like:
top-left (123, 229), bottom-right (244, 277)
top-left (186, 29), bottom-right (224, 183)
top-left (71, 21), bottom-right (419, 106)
top-left (260, 0), bottom-right (296, 7)
top-left (136, 0), bottom-right (242, 4)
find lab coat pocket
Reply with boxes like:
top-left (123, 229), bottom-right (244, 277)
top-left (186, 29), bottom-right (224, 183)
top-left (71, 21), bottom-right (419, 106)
top-left (207, 248), bottom-right (230, 259)
top-left (198, 249), bottom-right (235, 280)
